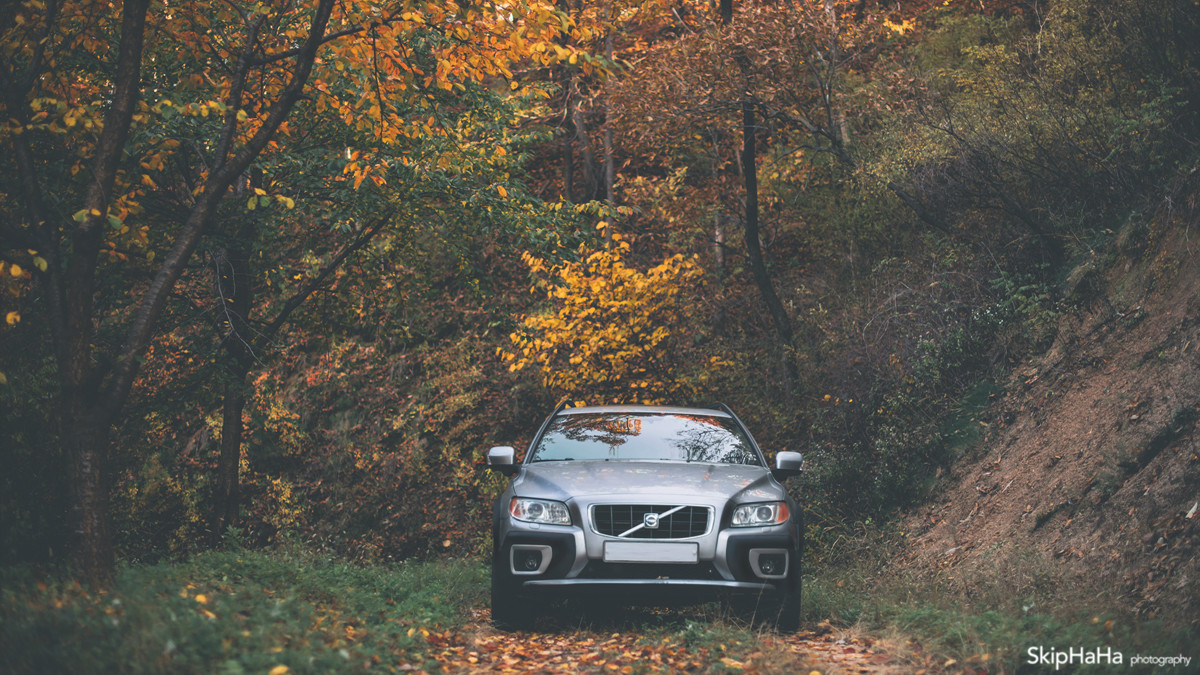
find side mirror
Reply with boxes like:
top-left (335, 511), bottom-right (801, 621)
top-left (772, 451), bottom-right (804, 479)
top-left (486, 446), bottom-right (519, 476)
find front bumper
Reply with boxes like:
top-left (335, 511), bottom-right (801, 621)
top-left (496, 515), bottom-right (798, 598)
top-left (522, 578), bottom-right (774, 603)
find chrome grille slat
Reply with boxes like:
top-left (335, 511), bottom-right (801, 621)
top-left (590, 504), bottom-right (711, 539)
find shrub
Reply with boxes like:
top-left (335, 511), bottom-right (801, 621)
top-left (0, 550), bottom-right (486, 674)
top-left (501, 236), bottom-right (703, 405)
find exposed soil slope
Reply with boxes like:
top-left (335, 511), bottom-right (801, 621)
top-left (898, 179), bottom-right (1200, 626)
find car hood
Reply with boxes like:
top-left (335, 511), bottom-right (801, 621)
top-left (513, 461), bottom-right (783, 503)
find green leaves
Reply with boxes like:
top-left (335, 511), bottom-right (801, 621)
top-left (69, 208), bottom-right (122, 230)
top-left (245, 191), bottom-right (295, 211)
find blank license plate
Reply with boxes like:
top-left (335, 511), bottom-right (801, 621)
top-left (603, 541), bottom-right (698, 564)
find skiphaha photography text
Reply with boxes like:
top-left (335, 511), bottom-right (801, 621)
top-left (1026, 646), bottom-right (1193, 670)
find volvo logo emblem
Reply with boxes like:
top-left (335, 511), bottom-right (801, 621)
top-left (643, 513), bottom-right (660, 529)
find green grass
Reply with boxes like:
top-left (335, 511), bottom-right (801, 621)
top-left (7, 541), bottom-right (1193, 674)
top-left (0, 550), bottom-right (778, 674)
top-left (0, 549), bottom-right (487, 674)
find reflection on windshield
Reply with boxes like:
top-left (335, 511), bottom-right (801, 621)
top-left (531, 413), bottom-right (761, 465)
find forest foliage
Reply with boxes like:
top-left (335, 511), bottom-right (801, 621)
top-left (1, 0), bottom-right (1198, 577)
top-left (501, 235), bottom-right (703, 404)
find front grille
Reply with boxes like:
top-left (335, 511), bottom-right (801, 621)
top-left (591, 505), bottom-right (711, 539)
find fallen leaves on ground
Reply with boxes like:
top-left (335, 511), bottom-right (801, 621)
top-left (431, 611), bottom-right (713, 673)
top-left (423, 609), bottom-right (931, 674)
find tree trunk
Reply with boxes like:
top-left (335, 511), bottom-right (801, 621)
top-left (52, 0), bottom-right (151, 586)
top-left (571, 78), bottom-right (598, 201)
top-left (603, 23), bottom-right (615, 203)
top-left (211, 240), bottom-right (254, 544)
top-left (213, 368), bottom-right (248, 544)
top-left (741, 97), bottom-right (798, 380)
top-left (713, 213), bottom-right (725, 276)
top-left (712, 213), bottom-right (727, 336)
top-left (563, 136), bottom-right (575, 202)
top-left (554, 0), bottom-right (575, 202)
top-left (63, 405), bottom-right (113, 586)
top-left (46, 0), bottom-right (335, 583)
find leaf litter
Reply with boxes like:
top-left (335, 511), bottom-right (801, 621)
top-left (423, 609), bottom-right (927, 674)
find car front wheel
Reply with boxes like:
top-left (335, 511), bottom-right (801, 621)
top-left (762, 569), bottom-right (801, 631)
top-left (768, 525), bottom-right (804, 631)
top-left (734, 537), bottom-right (802, 631)
top-left (491, 552), bottom-right (535, 630)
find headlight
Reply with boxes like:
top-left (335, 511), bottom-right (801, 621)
top-left (510, 497), bottom-right (571, 525)
top-left (731, 501), bottom-right (789, 527)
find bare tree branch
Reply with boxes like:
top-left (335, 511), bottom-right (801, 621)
top-left (263, 212), bottom-right (393, 339)
top-left (104, 0), bottom-right (337, 421)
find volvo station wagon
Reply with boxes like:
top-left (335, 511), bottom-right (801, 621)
top-left (485, 403), bottom-right (804, 630)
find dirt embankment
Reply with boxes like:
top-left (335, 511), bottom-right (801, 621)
top-left (897, 188), bottom-right (1200, 626)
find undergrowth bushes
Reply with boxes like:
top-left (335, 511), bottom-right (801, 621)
top-left (783, 235), bottom-right (1060, 536)
top-left (748, 0), bottom-right (1199, 549)
top-left (0, 550), bottom-right (486, 674)
top-left (803, 524), bottom-right (1197, 672)
top-left (269, 337), bottom-right (541, 562)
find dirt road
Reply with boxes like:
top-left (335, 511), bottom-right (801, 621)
top-left (427, 609), bottom-right (930, 674)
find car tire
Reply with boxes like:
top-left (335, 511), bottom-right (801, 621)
top-left (769, 569), bottom-right (802, 632)
top-left (754, 555), bottom-right (801, 631)
top-left (491, 552), bottom-right (535, 631)
top-left (773, 519), bottom-right (804, 632)
top-left (736, 534), bottom-right (802, 631)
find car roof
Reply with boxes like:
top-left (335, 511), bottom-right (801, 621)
top-left (558, 404), bottom-right (731, 417)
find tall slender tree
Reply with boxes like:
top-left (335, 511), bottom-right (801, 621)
top-left (0, 0), bottom-right (573, 583)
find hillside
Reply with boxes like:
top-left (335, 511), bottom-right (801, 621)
top-left (897, 171), bottom-right (1200, 627)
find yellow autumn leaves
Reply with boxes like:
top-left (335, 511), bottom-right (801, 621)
top-left (501, 237), bottom-right (701, 404)
top-left (1, 252), bottom-right (48, 330)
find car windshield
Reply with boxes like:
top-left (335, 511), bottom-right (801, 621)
top-left (530, 412), bottom-right (762, 465)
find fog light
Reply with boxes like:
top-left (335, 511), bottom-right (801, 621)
top-left (758, 553), bottom-right (785, 576)
top-left (748, 548), bottom-right (789, 579)
top-left (510, 544), bottom-right (552, 575)
top-left (515, 549), bottom-right (542, 571)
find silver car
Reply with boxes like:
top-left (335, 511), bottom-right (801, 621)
top-left (485, 403), bottom-right (804, 630)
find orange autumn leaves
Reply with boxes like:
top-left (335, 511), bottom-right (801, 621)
top-left (0, 0), bottom-right (584, 228)
top-left (501, 235), bottom-right (701, 404)
top-left (433, 619), bottom-right (731, 673)
top-left (308, 1), bottom-right (569, 146)
top-left (0, 0), bottom-right (592, 345)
